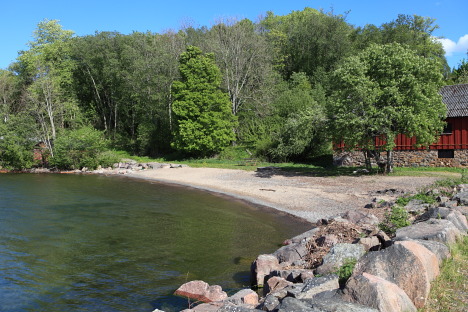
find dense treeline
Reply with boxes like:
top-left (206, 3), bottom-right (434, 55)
top-left (0, 8), bottom-right (466, 170)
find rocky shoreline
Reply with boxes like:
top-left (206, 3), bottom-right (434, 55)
top-left (169, 183), bottom-right (467, 312)
top-left (10, 161), bottom-right (467, 311)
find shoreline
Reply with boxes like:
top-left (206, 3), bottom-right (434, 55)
top-left (124, 167), bottom-right (442, 223)
top-left (123, 173), bottom-right (314, 227)
top-left (4, 166), bottom-right (445, 223)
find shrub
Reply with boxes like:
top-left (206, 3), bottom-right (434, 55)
top-left (51, 126), bottom-right (111, 170)
top-left (379, 206), bottom-right (411, 235)
top-left (336, 258), bottom-right (357, 286)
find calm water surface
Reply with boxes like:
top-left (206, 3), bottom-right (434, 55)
top-left (0, 174), bottom-right (310, 311)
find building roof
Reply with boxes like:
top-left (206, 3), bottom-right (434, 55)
top-left (440, 83), bottom-right (468, 117)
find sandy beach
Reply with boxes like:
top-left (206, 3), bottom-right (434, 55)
top-left (128, 167), bottom-right (442, 222)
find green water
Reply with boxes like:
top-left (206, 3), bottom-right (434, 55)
top-left (0, 173), bottom-right (310, 311)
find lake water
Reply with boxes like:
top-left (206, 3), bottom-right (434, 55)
top-left (0, 173), bottom-right (310, 311)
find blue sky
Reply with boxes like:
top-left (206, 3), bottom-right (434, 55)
top-left (1, 0), bottom-right (467, 69)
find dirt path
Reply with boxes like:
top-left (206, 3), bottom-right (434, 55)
top-left (129, 167), bottom-right (451, 222)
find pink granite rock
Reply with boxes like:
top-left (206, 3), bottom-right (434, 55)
top-left (226, 289), bottom-right (259, 305)
top-left (344, 272), bottom-right (417, 312)
top-left (264, 276), bottom-right (293, 296)
top-left (250, 254), bottom-right (280, 287)
top-left (352, 241), bottom-right (437, 308)
top-left (174, 280), bottom-right (228, 303)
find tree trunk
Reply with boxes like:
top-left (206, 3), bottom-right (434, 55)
top-left (386, 150), bottom-right (394, 174)
top-left (363, 150), bottom-right (372, 171)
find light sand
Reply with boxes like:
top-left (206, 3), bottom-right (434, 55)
top-left (128, 167), bottom-right (441, 222)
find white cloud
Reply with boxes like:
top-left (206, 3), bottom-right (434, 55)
top-left (437, 34), bottom-right (468, 56)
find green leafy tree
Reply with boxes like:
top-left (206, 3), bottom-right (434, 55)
top-left (352, 14), bottom-right (449, 76)
top-left (255, 72), bottom-right (329, 162)
top-left (261, 8), bottom-right (353, 84)
top-left (0, 114), bottom-right (38, 170)
top-left (451, 54), bottom-right (468, 84)
top-left (329, 43), bottom-right (446, 173)
top-left (15, 19), bottom-right (78, 156)
top-left (171, 46), bottom-right (237, 157)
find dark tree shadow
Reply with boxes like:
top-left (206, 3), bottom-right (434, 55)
top-left (254, 165), bottom-right (368, 179)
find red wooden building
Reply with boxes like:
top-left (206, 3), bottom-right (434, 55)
top-left (335, 84), bottom-right (468, 167)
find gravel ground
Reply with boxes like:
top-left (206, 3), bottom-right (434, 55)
top-left (128, 167), bottom-right (447, 222)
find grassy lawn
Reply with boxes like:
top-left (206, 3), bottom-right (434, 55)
top-left (115, 150), bottom-right (466, 178)
top-left (421, 236), bottom-right (468, 312)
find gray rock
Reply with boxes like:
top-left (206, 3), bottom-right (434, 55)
top-left (218, 303), bottom-right (262, 312)
top-left (296, 275), bottom-right (340, 299)
top-left (440, 200), bottom-right (458, 208)
top-left (258, 294), bottom-right (280, 312)
top-left (270, 269), bottom-right (313, 283)
top-left (316, 244), bottom-right (366, 275)
top-left (446, 210), bottom-right (468, 231)
top-left (226, 289), bottom-right (259, 306)
top-left (284, 283), bottom-right (306, 298)
top-left (395, 218), bottom-right (463, 244)
top-left (436, 196), bottom-right (450, 203)
top-left (341, 210), bottom-right (379, 225)
top-left (357, 236), bottom-right (381, 251)
top-left (454, 205), bottom-right (468, 217)
top-left (420, 206), bottom-right (452, 220)
top-left (277, 297), bottom-right (320, 312)
top-left (283, 228), bottom-right (320, 245)
top-left (453, 191), bottom-right (468, 205)
top-left (308, 298), bottom-right (379, 312)
top-left (404, 199), bottom-right (431, 213)
top-left (273, 243), bottom-right (308, 264)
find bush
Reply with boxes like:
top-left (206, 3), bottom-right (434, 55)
top-left (336, 258), bottom-right (357, 286)
top-left (379, 206), bottom-right (411, 235)
top-left (51, 126), bottom-right (112, 170)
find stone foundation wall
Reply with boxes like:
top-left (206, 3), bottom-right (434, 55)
top-left (334, 149), bottom-right (468, 167)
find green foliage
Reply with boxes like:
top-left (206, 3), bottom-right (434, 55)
top-left (379, 206), bottom-right (411, 235)
top-left (261, 8), bottom-right (353, 84)
top-left (395, 193), bottom-right (437, 206)
top-left (171, 46), bottom-right (237, 157)
top-left (450, 55), bottom-right (468, 84)
top-left (51, 126), bottom-right (116, 169)
top-left (352, 14), bottom-right (448, 75)
top-left (0, 114), bottom-right (37, 170)
top-left (330, 43), bottom-right (446, 172)
top-left (217, 146), bottom-right (252, 161)
top-left (336, 258), bottom-right (357, 285)
top-left (251, 72), bottom-right (330, 162)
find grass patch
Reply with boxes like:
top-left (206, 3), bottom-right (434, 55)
top-left (422, 236), bottom-right (468, 312)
